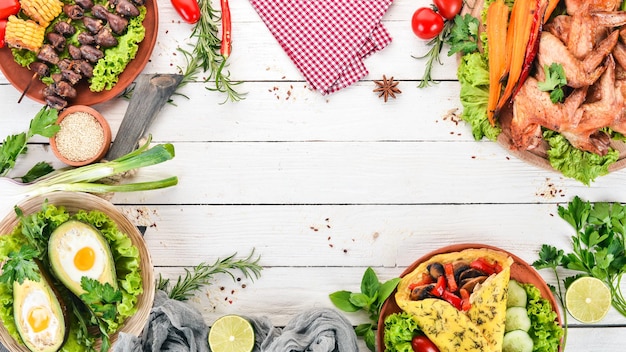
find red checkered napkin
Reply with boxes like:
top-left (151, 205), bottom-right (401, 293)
top-left (249, 0), bottom-right (394, 95)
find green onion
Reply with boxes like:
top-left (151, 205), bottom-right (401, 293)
top-left (0, 139), bottom-right (177, 214)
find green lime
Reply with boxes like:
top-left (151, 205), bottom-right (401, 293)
top-left (565, 277), bottom-right (611, 323)
top-left (208, 315), bottom-right (255, 352)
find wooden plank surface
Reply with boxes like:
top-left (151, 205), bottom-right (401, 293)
top-left (1, 0), bottom-right (625, 351)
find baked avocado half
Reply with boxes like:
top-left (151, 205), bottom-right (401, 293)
top-left (13, 270), bottom-right (67, 352)
top-left (48, 220), bottom-right (117, 296)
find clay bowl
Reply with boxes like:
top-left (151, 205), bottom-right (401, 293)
top-left (50, 105), bottom-right (112, 166)
top-left (0, 0), bottom-right (158, 106)
top-left (0, 192), bottom-right (155, 351)
top-left (377, 243), bottom-right (562, 352)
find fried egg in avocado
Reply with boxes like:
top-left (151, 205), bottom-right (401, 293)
top-left (48, 220), bottom-right (117, 296)
top-left (13, 270), bottom-right (67, 352)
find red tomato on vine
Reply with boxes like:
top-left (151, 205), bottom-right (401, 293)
top-left (411, 7), bottom-right (444, 40)
top-left (433, 0), bottom-right (463, 21)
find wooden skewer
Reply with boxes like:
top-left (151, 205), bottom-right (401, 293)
top-left (18, 72), bottom-right (39, 104)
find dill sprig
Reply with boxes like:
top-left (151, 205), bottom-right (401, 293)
top-left (177, 0), bottom-right (245, 103)
top-left (157, 249), bottom-right (262, 301)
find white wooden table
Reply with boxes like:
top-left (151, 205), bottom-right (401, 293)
top-left (1, 0), bottom-right (625, 350)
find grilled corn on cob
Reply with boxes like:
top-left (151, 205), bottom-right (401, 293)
top-left (4, 15), bottom-right (46, 52)
top-left (20, 0), bottom-right (63, 27)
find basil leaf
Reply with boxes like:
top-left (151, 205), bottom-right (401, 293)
top-left (329, 290), bottom-right (359, 312)
top-left (361, 267), bottom-right (380, 298)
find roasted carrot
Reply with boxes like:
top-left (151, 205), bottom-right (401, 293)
top-left (486, 0), bottom-right (509, 125)
top-left (512, 0), bottom-right (547, 99)
top-left (495, 0), bottom-right (538, 115)
top-left (543, 0), bottom-right (561, 23)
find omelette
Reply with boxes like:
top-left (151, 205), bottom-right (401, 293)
top-left (395, 248), bottom-right (513, 352)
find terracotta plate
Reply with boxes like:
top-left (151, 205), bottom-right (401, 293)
top-left (0, 0), bottom-right (158, 106)
top-left (377, 243), bottom-right (562, 352)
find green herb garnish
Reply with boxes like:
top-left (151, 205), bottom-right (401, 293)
top-left (157, 249), bottom-right (262, 301)
top-left (177, 0), bottom-right (244, 103)
top-left (0, 106), bottom-right (59, 178)
top-left (447, 14), bottom-right (481, 57)
top-left (537, 63), bottom-right (567, 103)
top-left (417, 14), bottom-right (480, 88)
top-left (329, 267), bottom-right (401, 351)
top-left (0, 246), bottom-right (40, 286)
top-left (533, 196), bottom-right (626, 319)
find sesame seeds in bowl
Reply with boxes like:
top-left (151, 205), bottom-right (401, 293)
top-left (50, 105), bottom-right (111, 166)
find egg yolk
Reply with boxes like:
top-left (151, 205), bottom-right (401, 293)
top-left (74, 246), bottom-right (96, 271)
top-left (27, 306), bottom-right (50, 333)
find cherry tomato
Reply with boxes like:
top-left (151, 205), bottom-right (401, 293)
top-left (433, 0), bottom-right (463, 21)
top-left (411, 7), bottom-right (444, 40)
top-left (171, 0), bottom-right (201, 24)
top-left (411, 335), bottom-right (440, 352)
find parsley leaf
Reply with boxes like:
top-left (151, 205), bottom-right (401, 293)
top-left (79, 276), bottom-right (122, 352)
top-left (537, 63), bottom-right (567, 103)
top-left (446, 14), bottom-right (480, 56)
top-left (80, 277), bottom-right (122, 322)
top-left (0, 106), bottom-right (59, 177)
top-left (0, 246), bottom-right (41, 285)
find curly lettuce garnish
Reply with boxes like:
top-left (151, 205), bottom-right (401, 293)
top-left (90, 6), bottom-right (147, 92)
top-left (523, 283), bottom-right (564, 352)
top-left (544, 130), bottom-right (619, 185)
top-left (458, 52), bottom-right (501, 141)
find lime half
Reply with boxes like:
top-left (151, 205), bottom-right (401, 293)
top-left (565, 277), bottom-right (611, 323)
top-left (208, 315), bottom-right (255, 352)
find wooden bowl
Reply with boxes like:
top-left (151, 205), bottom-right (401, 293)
top-left (377, 243), bottom-right (562, 352)
top-left (0, 192), bottom-right (155, 351)
top-left (50, 105), bottom-right (112, 166)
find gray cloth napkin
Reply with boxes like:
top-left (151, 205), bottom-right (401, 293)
top-left (245, 308), bottom-right (359, 352)
top-left (1, 299), bottom-right (357, 352)
top-left (113, 290), bottom-right (209, 352)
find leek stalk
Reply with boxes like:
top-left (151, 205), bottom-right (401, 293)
top-left (0, 141), bottom-right (178, 215)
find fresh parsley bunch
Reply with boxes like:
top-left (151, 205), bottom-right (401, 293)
top-left (0, 106), bottom-right (58, 180)
top-left (329, 268), bottom-right (401, 351)
top-left (533, 196), bottom-right (626, 319)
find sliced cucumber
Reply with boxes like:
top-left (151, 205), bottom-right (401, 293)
top-left (506, 306), bottom-right (532, 332)
top-left (507, 279), bottom-right (528, 307)
top-left (503, 330), bottom-right (534, 352)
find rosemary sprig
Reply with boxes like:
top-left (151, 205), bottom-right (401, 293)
top-left (415, 21), bottom-right (453, 88)
top-left (157, 249), bottom-right (262, 301)
top-left (178, 0), bottom-right (245, 103)
top-left (121, 0), bottom-right (244, 103)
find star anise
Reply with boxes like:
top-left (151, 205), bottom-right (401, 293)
top-left (373, 75), bottom-right (401, 102)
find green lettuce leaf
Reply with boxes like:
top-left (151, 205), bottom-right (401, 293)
top-left (457, 52), bottom-right (501, 141)
top-left (90, 6), bottom-right (147, 92)
top-left (523, 283), bottom-right (563, 352)
top-left (544, 130), bottom-right (618, 185)
top-left (383, 312), bottom-right (421, 352)
top-left (10, 49), bottom-right (37, 68)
